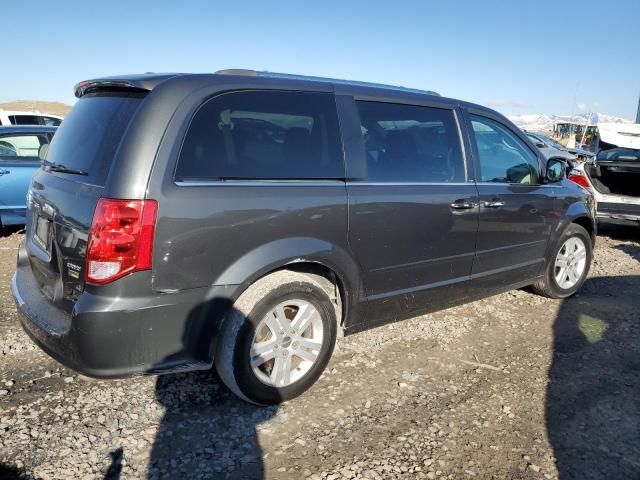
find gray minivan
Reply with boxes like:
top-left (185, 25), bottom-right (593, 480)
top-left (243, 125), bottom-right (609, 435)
top-left (12, 70), bottom-right (595, 405)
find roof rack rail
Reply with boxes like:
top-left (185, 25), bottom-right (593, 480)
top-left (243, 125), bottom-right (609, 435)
top-left (214, 69), bottom-right (440, 96)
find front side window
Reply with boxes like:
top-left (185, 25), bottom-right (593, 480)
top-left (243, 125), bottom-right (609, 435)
top-left (355, 101), bottom-right (465, 182)
top-left (0, 134), bottom-right (49, 160)
top-left (176, 91), bottom-right (343, 180)
top-left (470, 115), bottom-right (540, 184)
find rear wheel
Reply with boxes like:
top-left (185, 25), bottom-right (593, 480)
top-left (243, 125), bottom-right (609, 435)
top-left (531, 223), bottom-right (592, 298)
top-left (215, 271), bottom-right (337, 405)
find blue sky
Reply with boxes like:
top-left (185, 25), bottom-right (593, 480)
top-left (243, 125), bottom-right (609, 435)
top-left (4, 0), bottom-right (639, 119)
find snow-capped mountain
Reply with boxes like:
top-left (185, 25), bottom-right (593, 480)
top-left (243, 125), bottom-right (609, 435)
top-left (508, 113), bottom-right (633, 132)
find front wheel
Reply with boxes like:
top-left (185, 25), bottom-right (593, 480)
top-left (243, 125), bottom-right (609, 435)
top-left (215, 271), bottom-right (337, 405)
top-left (531, 223), bottom-right (592, 299)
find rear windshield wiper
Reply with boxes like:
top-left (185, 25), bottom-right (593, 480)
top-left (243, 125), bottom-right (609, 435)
top-left (41, 159), bottom-right (88, 176)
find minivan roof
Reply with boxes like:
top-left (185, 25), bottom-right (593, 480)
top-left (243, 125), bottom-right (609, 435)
top-left (74, 70), bottom-right (440, 98)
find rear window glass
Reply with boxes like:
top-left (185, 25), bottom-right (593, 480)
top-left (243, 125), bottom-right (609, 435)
top-left (45, 92), bottom-right (144, 185)
top-left (176, 91), bottom-right (344, 180)
top-left (10, 115), bottom-right (40, 125)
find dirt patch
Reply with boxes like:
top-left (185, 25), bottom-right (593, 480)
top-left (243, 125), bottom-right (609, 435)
top-left (0, 101), bottom-right (70, 117)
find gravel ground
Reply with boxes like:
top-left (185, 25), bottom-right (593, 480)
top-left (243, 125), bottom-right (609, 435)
top-left (1, 225), bottom-right (639, 480)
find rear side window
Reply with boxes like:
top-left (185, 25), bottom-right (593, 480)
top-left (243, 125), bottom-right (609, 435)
top-left (0, 134), bottom-right (50, 160)
top-left (176, 91), bottom-right (343, 180)
top-left (45, 92), bottom-right (144, 186)
top-left (355, 101), bottom-right (465, 183)
top-left (10, 115), bottom-right (40, 125)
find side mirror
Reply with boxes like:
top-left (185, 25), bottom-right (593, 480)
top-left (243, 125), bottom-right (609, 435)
top-left (545, 158), bottom-right (566, 183)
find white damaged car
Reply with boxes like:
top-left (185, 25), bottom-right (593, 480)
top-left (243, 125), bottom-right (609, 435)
top-left (568, 123), bottom-right (640, 226)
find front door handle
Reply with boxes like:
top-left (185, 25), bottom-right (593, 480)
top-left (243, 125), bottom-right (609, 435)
top-left (482, 200), bottom-right (505, 208)
top-left (450, 199), bottom-right (478, 210)
top-left (0, 169), bottom-right (10, 176)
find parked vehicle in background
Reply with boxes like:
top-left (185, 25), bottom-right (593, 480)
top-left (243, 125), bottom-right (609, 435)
top-left (568, 123), bottom-right (640, 226)
top-left (0, 110), bottom-right (63, 126)
top-left (553, 120), bottom-right (598, 152)
top-left (525, 131), bottom-right (593, 162)
top-left (0, 126), bottom-right (56, 226)
top-left (12, 70), bottom-right (595, 405)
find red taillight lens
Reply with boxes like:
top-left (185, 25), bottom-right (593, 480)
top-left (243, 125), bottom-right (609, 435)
top-left (567, 170), bottom-right (592, 190)
top-left (86, 198), bottom-right (158, 285)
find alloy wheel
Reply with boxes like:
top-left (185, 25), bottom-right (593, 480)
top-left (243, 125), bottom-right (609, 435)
top-left (250, 299), bottom-right (324, 387)
top-left (554, 237), bottom-right (587, 289)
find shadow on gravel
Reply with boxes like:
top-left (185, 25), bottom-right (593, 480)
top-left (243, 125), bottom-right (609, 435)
top-left (148, 371), bottom-right (275, 479)
top-left (548, 275), bottom-right (640, 480)
top-left (597, 224), bottom-right (640, 243)
top-left (0, 226), bottom-right (24, 238)
top-left (104, 448), bottom-right (123, 479)
top-left (147, 303), bottom-right (278, 479)
top-left (614, 243), bottom-right (640, 263)
top-left (0, 464), bottom-right (32, 480)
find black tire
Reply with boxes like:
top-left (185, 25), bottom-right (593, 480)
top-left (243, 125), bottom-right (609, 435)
top-left (215, 271), bottom-right (337, 405)
top-left (531, 223), bottom-right (592, 299)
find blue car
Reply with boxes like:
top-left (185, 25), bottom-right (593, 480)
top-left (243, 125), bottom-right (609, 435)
top-left (0, 125), bottom-right (56, 226)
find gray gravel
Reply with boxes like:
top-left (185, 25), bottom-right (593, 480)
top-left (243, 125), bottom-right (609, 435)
top-left (1, 225), bottom-right (639, 479)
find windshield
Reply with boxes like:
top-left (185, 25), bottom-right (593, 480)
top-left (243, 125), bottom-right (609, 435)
top-left (45, 92), bottom-right (145, 185)
top-left (597, 147), bottom-right (640, 162)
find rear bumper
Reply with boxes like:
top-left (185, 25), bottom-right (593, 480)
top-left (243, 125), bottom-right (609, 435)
top-left (596, 213), bottom-right (640, 226)
top-left (12, 242), bottom-right (239, 378)
top-left (596, 201), bottom-right (640, 226)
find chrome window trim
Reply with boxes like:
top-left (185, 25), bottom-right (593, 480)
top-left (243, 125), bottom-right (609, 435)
top-left (175, 180), bottom-right (346, 187)
top-left (474, 182), bottom-right (555, 188)
top-left (175, 180), bottom-right (556, 188)
top-left (346, 182), bottom-right (474, 187)
top-left (452, 108), bottom-right (469, 181)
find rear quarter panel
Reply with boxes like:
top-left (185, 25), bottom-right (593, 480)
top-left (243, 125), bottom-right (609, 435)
top-left (142, 78), bottom-right (365, 329)
top-left (547, 180), bottom-right (596, 251)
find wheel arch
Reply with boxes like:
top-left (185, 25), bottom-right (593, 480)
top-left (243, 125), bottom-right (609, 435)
top-left (544, 199), bottom-right (596, 264)
top-left (571, 215), bottom-right (596, 245)
top-left (215, 237), bottom-right (364, 332)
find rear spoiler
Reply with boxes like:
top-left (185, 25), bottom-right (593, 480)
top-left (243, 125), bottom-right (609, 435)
top-left (73, 73), bottom-right (183, 98)
top-left (74, 80), bottom-right (149, 98)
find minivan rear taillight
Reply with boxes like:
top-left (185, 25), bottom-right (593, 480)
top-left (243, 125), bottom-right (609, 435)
top-left (86, 198), bottom-right (158, 285)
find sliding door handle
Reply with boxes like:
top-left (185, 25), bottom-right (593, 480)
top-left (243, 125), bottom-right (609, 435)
top-left (482, 200), bottom-right (505, 208)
